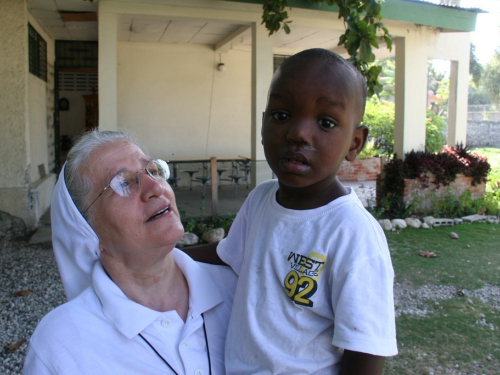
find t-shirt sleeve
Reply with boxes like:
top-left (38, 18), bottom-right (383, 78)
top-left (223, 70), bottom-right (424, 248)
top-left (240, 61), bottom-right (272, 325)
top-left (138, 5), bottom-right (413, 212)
top-left (330, 225), bottom-right (398, 357)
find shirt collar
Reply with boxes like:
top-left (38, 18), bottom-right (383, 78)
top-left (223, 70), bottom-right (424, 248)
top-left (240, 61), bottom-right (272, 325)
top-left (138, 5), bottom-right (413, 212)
top-left (93, 248), bottom-right (224, 338)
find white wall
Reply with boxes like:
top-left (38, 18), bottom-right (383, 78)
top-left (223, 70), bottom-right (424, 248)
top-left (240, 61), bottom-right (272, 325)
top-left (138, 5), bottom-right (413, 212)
top-left (117, 42), bottom-right (252, 160)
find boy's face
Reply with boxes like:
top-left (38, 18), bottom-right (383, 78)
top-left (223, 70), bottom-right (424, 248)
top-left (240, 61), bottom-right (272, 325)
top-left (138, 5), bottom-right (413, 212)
top-left (262, 58), bottom-right (367, 192)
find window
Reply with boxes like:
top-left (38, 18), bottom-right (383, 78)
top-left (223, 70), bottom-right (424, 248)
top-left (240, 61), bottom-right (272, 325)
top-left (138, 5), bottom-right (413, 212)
top-left (28, 23), bottom-right (47, 81)
top-left (56, 41), bottom-right (98, 69)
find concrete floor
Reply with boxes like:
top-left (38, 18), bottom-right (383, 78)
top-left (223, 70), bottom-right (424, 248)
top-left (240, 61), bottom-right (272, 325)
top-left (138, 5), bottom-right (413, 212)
top-left (173, 183), bottom-right (249, 219)
top-left (173, 179), bottom-right (376, 219)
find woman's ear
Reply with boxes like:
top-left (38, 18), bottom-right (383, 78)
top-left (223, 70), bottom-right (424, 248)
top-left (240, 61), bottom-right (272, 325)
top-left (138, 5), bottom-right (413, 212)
top-left (345, 125), bottom-right (369, 161)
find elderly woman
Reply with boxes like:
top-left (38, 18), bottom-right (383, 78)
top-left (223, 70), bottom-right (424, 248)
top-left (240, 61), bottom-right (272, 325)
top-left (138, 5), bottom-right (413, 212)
top-left (23, 131), bottom-right (236, 375)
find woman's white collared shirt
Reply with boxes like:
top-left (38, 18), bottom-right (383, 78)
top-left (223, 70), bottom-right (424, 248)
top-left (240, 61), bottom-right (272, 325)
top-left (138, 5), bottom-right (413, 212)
top-left (23, 249), bottom-right (237, 375)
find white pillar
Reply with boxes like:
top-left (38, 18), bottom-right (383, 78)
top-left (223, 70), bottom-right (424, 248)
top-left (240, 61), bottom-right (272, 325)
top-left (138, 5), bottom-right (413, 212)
top-left (447, 60), bottom-right (468, 146)
top-left (98, 7), bottom-right (118, 130)
top-left (250, 22), bottom-right (274, 187)
top-left (394, 36), bottom-right (428, 158)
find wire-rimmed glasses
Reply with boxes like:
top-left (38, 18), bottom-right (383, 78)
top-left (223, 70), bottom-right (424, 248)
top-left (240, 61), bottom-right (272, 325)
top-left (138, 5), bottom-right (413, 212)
top-left (82, 159), bottom-right (170, 215)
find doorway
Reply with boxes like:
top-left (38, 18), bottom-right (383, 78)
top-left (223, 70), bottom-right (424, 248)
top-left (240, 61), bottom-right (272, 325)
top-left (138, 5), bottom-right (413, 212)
top-left (54, 41), bottom-right (98, 170)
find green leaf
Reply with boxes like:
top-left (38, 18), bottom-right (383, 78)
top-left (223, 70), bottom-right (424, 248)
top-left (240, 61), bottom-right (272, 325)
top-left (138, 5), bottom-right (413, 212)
top-left (347, 20), bottom-right (359, 33)
top-left (338, 34), bottom-right (347, 45)
top-left (385, 35), bottom-right (393, 51)
top-left (357, 20), bottom-right (368, 34)
top-left (359, 41), bottom-right (375, 63)
top-left (369, 38), bottom-right (379, 49)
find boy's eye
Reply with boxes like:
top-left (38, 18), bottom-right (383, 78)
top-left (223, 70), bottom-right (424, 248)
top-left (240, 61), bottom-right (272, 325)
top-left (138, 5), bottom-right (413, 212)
top-left (271, 111), bottom-right (289, 122)
top-left (318, 118), bottom-right (337, 129)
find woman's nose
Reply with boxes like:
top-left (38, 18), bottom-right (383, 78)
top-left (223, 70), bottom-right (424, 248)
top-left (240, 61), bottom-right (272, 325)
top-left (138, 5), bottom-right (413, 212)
top-left (140, 172), bottom-right (167, 200)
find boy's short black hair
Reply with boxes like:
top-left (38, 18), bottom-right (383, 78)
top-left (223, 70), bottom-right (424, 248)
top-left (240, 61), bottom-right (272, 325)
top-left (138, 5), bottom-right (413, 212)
top-left (271, 48), bottom-right (368, 123)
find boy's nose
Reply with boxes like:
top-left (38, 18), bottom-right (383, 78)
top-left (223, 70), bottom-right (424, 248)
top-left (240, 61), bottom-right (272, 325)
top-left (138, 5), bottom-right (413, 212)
top-left (285, 120), bottom-right (313, 146)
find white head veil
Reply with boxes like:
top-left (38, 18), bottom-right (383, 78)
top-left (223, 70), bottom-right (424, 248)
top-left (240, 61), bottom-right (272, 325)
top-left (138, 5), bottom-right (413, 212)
top-left (51, 163), bottom-right (100, 300)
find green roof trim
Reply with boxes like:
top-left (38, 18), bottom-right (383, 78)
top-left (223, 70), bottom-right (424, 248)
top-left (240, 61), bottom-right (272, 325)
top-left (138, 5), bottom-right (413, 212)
top-left (227, 0), bottom-right (478, 32)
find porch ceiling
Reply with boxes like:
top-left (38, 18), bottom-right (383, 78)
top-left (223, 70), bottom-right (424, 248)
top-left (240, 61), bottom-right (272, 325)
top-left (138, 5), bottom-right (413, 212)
top-left (27, 0), bottom-right (348, 55)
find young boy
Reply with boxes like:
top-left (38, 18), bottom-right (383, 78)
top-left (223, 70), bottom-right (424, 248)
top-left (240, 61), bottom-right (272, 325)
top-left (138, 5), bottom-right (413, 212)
top-left (189, 48), bottom-right (397, 374)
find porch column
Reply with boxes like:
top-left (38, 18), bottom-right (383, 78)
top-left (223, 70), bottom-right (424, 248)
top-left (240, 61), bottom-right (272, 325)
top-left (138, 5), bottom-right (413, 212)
top-left (447, 60), bottom-right (468, 146)
top-left (250, 22), bottom-right (274, 188)
top-left (393, 35), bottom-right (427, 158)
top-left (98, 6), bottom-right (118, 130)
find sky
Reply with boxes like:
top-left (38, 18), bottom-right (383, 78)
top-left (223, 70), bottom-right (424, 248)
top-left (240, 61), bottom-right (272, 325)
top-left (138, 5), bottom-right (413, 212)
top-left (424, 0), bottom-right (500, 65)
top-left (426, 0), bottom-right (500, 74)
top-left (467, 0), bottom-right (500, 65)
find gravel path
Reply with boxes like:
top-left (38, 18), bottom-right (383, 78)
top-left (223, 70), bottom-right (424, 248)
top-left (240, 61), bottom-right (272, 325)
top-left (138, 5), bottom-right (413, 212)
top-left (1, 237), bottom-right (65, 375)
top-left (1, 235), bottom-right (500, 374)
top-left (394, 282), bottom-right (500, 318)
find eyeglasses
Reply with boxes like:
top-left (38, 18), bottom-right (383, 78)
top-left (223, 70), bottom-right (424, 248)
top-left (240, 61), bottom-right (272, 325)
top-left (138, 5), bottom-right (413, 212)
top-left (82, 159), bottom-right (170, 215)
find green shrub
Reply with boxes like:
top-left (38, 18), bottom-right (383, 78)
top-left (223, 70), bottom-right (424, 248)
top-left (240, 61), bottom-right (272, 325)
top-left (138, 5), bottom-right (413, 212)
top-left (362, 101), bottom-right (447, 156)
top-left (378, 144), bottom-right (491, 218)
top-left (425, 110), bottom-right (447, 153)
top-left (486, 168), bottom-right (500, 193)
top-left (358, 139), bottom-right (379, 159)
top-left (182, 214), bottom-right (235, 238)
top-left (427, 189), bottom-right (459, 218)
top-left (423, 189), bottom-right (498, 217)
top-left (472, 147), bottom-right (500, 213)
top-left (478, 192), bottom-right (499, 215)
top-left (363, 100), bottom-right (395, 155)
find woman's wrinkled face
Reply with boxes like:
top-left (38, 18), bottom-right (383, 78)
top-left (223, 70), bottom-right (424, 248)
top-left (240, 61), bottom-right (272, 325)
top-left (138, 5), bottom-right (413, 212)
top-left (87, 140), bottom-right (184, 265)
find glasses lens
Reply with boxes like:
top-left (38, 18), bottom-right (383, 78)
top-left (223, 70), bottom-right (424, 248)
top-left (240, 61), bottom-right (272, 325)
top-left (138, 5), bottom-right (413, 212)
top-left (147, 159), bottom-right (170, 181)
top-left (109, 171), bottom-right (140, 197)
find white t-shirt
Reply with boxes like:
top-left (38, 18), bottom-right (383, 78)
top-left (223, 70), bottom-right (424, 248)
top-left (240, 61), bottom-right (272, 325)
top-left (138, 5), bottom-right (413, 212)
top-left (23, 249), bottom-right (237, 375)
top-left (217, 179), bottom-right (397, 375)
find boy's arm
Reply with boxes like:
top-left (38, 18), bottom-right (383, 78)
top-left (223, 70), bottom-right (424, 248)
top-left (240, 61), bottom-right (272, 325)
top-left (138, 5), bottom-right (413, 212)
top-left (340, 350), bottom-right (385, 375)
top-left (180, 242), bottom-right (227, 265)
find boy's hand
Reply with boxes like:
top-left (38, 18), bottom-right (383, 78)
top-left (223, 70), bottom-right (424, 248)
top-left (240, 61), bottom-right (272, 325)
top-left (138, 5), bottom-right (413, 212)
top-left (340, 350), bottom-right (385, 375)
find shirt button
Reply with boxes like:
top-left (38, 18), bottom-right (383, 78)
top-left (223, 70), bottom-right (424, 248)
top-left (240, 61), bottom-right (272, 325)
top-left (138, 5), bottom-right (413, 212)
top-left (194, 370), bottom-right (203, 375)
top-left (161, 319), bottom-right (170, 327)
top-left (182, 341), bottom-right (188, 347)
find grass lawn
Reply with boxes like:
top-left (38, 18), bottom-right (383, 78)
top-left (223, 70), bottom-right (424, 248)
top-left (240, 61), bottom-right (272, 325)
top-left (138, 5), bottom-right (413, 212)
top-left (383, 224), bottom-right (500, 374)
top-left (388, 225), bottom-right (500, 289)
top-left (473, 147), bottom-right (500, 171)
top-left (473, 147), bottom-right (500, 189)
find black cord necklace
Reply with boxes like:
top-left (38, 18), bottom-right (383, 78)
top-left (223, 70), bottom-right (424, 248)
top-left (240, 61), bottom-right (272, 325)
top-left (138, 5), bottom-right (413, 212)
top-left (138, 313), bottom-right (212, 375)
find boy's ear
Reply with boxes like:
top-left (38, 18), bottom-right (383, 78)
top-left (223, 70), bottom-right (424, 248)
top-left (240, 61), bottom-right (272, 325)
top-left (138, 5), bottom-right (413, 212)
top-left (345, 125), bottom-right (369, 162)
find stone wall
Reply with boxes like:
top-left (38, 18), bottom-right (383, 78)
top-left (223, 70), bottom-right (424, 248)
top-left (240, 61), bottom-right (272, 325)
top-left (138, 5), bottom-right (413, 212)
top-left (337, 157), bottom-right (381, 182)
top-left (467, 121), bottom-right (500, 148)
